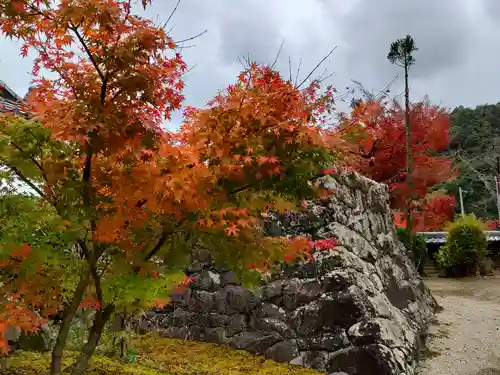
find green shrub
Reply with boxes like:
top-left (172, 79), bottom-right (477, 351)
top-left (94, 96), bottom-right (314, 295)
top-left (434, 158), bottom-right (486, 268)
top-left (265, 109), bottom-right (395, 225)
top-left (397, 228), bottom-right (427, 273)
top-left (435, 214), bottom-right (488, 277)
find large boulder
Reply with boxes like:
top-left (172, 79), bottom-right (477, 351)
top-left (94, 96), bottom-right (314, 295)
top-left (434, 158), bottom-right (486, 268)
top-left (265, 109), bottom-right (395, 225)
top-left (5, 323), bottom-right (55, 353)
top-left (134, 172), bottom-right (438, 375)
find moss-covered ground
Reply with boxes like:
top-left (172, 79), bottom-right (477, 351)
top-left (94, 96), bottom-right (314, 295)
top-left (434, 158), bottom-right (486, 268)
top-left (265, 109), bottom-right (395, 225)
top-left (0, 333), bottom-right (322, 375)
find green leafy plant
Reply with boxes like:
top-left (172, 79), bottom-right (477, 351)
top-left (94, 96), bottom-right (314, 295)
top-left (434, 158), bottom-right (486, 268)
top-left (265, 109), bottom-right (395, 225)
top-left (123, 348), bottom-right (138, 364)
top-left (435, 214), bottom-right (488, 276)
top-left (396, 228), bottom-right (427, 273)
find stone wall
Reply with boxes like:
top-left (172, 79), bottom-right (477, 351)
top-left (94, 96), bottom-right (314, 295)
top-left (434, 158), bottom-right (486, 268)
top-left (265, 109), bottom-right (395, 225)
top-left (135, 172), bottom-right (438, 375)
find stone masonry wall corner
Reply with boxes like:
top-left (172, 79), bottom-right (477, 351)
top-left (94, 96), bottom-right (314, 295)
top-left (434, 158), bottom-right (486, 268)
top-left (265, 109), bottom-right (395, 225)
top-left (135, 172), bottom-right (438, 375)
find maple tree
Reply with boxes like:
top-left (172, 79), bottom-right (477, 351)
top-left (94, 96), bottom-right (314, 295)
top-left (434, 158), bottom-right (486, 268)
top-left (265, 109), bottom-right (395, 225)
top-left (0, 1), bottom-right (339, 374)
top-left (485, 220), bottom-right (500, 230)
top-left (393, 192), bottom-right (456, 232)
top-left (339, 100), bottom-right (457, 231)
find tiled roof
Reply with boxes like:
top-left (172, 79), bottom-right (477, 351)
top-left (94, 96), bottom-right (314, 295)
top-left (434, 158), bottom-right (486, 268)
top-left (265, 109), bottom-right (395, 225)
top-left (419, 231), bottom-right (500, 244)
top-left (0, 97), bottom-right (20, 112)
top-left (0, 80), bottom-right (21, 101)
top-left (0, 80), bottom-right (28, 117)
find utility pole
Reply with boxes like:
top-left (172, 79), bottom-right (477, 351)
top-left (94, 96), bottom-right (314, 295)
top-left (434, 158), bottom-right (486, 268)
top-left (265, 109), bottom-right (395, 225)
top-left (495, 176), bottom-right (500, 222)
top-left (459, 187), bottom-right (465, 218)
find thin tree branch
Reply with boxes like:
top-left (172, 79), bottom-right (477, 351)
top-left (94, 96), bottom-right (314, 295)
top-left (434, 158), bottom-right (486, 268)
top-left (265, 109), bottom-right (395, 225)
top-left (143, 229), bottom-right (170, 263)
top-left (455, 151), bottom-right (495, 195)
top-left (77, 239), bottom-right (104, 303)
top-left (297, 46), bottom-right (337, 89)
top-left (173, 29), bottom-right (207, 45)
top-left (0, 159), bottom-right (45, 198)
top-left (161, 0), bottom-right (181, 30)
top-left (9, 142), bottom-right (46, 179)
top-left (69, 24), bottom-right (106, 82)
top-left (294, 58), bottom-right (302, 87)
top-left (8, 141), bottom-right (59, 202)
top-left (270, 40), bottom-right (284, 70)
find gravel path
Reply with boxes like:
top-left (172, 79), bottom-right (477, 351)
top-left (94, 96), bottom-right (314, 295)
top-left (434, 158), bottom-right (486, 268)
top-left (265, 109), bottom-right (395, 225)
top-left (417, 276), bottom-right (500, 375)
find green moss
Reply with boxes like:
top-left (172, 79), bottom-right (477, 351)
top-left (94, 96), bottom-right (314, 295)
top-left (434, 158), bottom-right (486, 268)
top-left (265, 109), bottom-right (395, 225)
top-left (0, 350), bottom-right (168, 375)
top-left (0, 334), bottom-right (323, 375)
top-left (131, 333), bottom-right (322, 375)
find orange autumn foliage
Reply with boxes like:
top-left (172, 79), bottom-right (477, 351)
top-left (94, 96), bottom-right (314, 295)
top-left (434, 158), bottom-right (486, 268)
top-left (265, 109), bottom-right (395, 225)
top-left (0, 0), bottom-right (340, 364)
top-left (180, 64), bottom-right (336, 198)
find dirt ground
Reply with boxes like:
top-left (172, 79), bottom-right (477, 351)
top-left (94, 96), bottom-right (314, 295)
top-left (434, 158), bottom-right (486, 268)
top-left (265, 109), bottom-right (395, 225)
top-left (417, 276), bottom-right (500, 375)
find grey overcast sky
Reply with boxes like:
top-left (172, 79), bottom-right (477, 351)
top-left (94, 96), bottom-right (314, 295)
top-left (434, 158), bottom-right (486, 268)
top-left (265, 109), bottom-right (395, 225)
top-left (0, 0), bottom-right (498, 128)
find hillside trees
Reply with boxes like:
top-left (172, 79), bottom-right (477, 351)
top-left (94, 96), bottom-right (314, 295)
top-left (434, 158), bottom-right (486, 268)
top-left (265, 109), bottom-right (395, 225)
top-left (340, 100), bottom-right (456, 231)
top-left (0, 1), bottom-right (338, 374)
top-left (443, 103), bottom-right (500, 220)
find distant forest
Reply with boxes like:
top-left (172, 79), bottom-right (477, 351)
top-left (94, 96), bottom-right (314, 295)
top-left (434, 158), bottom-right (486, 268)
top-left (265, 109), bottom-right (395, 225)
top-left (443, 103), bottom-right (500, 221)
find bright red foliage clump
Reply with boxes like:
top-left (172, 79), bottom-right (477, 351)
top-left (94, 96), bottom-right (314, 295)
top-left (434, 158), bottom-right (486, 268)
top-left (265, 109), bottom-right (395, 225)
top-left (485, 220), bottom-right (500, 230)
top-left (283, 237), bottom-right (339, 263)
top-left (394, 193), bottom-right (456, 232)
top-left (340, 100), bottom-right (457, 231)
top-left (174, 236), bottom-right (340, 291)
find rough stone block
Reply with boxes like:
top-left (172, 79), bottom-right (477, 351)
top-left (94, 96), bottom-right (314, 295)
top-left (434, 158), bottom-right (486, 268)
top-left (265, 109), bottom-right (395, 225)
top-left (137, 172), bottom-right (438, 375)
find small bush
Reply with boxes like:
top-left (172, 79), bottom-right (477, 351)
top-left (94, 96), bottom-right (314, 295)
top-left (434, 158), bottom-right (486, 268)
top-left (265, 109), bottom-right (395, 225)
top-left (435, 214), bottom-right (488, 277)
top-left (397, 228), bottom-right (427, 273)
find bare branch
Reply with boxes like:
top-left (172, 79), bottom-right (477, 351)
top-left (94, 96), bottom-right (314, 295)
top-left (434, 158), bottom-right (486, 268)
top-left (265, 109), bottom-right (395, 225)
top-left (294, 57), bottom-right (302, 87)
top-left (316, 71), bottom-right (335, 85)
top-left (181, 63), bottom-right (198, 77)
top-left (175, 44), bottom-right (198, 50)
top-left (174, 29), bottom-right (208, 45)
top-left (162, 0), bottom-right (181, 29)
top-left (374, 74), bottom-right (399, 102)
top-left (0, 160), bottom-right (45, 198)
top-left (455, 150), bottom-right (495, 195)
top-left (297, 46), bottom-right (337, 89)
top-left (270, 40), bottom-right (285, 70)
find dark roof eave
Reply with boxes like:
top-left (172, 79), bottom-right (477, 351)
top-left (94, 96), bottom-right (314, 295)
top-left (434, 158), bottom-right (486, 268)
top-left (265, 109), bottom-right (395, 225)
top-left (0, 80), bottom-right (22, 101)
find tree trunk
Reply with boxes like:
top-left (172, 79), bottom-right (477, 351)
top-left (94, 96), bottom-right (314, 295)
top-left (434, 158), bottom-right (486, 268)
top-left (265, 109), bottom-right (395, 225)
top-left (70, 304), bottom-right (115, 375)
top-left (404, 61), bottom-right (413, 234)
top-left (50, 269), bottom-right (91, 375)
top-left (120, 308), bottom-right (126, 358)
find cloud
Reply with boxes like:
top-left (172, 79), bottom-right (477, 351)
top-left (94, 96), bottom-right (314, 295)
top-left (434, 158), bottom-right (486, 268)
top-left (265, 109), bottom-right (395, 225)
top-left (1, 0), bottom-right (499, 119)
top-left (336, 0), bottom-right (478, 106)
top-left (483, 0), bottom-right (500, 19)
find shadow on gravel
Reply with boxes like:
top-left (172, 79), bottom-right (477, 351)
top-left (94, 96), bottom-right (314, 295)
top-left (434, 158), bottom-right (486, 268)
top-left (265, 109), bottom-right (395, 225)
top-left (419, 315), bottom-right (450, 361)
top-left (474, 369), bottom-right (500, 375)
top-left (416, 277), bottom-right (500, 375)
top-left (424, 275), bottom-right (500, 302)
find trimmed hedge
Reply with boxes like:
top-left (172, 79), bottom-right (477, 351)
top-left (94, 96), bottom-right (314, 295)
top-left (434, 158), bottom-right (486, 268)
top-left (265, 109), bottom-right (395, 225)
top-left (0, 333), bottom-right (322, 375)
